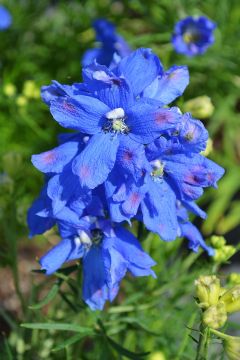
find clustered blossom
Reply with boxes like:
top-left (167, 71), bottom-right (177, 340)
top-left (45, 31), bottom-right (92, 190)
top-left (172, 16), bottom-right (216, 56)
top-left (0, 5), bottom-right (12, 30)
top-left (82, 19), bottom-right (131, 67)
top-left (28, 47), bottom-right (224, 310)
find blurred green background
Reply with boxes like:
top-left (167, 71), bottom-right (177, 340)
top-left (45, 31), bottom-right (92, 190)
top-left (0, 0), bottom-right (240, 359)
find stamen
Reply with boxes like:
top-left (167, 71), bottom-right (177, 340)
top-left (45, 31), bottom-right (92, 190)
top-left (104, 107), bottom-right (129, 134)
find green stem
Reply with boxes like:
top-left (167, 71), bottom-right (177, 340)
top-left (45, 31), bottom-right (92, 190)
top-left (176, 312), bottom-right (197, 360)
top-left (196, 324), bottom-right (210, 360)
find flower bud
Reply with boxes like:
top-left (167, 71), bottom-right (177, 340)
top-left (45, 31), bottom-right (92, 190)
top-left (221, 286), bottom-right (240, 313)
top-left (224, 335), bottom-right (240, 360)
top-left (3, 83), bottom-right (16, 97)
top-left (195, 275), bottom-right (221, 308)
top-left (203, 302), bottom-right (227, 329)
top-left (210, 235), bottom-right (226, 249)
top-left (16, 95), bottom-right (28, 107)
top-left (228, 273), bottom-right (240, 286)
top-left (23, 80), bottom-right (40, 99)
top-left (201, 138), bottom-right (213, 157)
top-left (148, 351), bottom-right (166, 360)
top-left (213, 246), bottom-right (236, 263)
top-left (183, 96), bottom-right (214, 119)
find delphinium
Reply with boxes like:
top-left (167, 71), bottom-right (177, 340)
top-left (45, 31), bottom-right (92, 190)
top-left (28, 47), bottom-right (224, 311)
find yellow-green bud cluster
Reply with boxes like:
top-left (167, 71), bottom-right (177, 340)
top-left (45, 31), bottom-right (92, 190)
top-left (195, 275), bottom-right (240, 330)
top-left (210, 236), bottom-right (236, 264)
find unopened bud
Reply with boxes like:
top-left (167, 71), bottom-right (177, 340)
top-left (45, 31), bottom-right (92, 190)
top-left (183, 96), bottom-right (214, 119)
top-left (210, 235), bottom-right (226, 249)
top-left (213, 246), bottom-right (236, 263)
top-left (201, 138), bottom-right (213, 157)
top-left (221, 286), bottom-right (240, 313)
top-left (228, 273), bottom-right (240, 286)
top-left (224, 335), bottom-right (240, 360)
top-left (195, 275), bottom-right (221, 308)
top-left (148, 351), bottom-right (166, 360)
top-left (3, 83), bottom-right (16, 97)
top-left (203, 302), bottom-right (227, 329)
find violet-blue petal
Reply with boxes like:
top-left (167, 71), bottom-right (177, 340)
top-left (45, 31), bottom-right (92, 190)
top-left (127, 103), bottom-right (181, 143)
top-left (116, 48), bottom-right (163, 96)
top-left (141, 178), bottom-right (178, 241)
top-left (82, 246), bottom-right (109, 310)
top-left (0, 6), bottom-right (12, 30)
top-left (40, 238), bottom-right (84, 275)
top-left (50, 96), bottom-right (109, 133)
top-left (180, 221), bottom-right (214, 256)
top-left (144, 66), bottom-right (189, 105)
top-left (72, 133), bottom-right (119, 189)
top-left (31, 141), bottom-right (79, 174)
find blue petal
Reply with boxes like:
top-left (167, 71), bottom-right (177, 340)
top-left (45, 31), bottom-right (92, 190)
top-left (180, 221), bottom-right (214, 256)
top-left (141, 177), bottom-right (178, 241)
top-left (50, 96), bottom-right (110, 133)
top-left (114, 227), bottom-right (156, 272)
top-left (102, 237), bottom-right (128, 287)
top-left (82, 48), bottom-right (102, 67)
top-left (127, 103), bottom-right (181, 143)
top-left (0, 6), bottom-right (12, 30)
top-left (116, 48), bottom-right (163, 96)
top-left (82, 246), bottom-right (109, 310)
top-left (27, 189), bottom-right (55, 237)
top-left (144, 66), bottom-right (189, 105)
top-left (40, 238), bottom-right (84, 275)
top-left (31, 141), bottom-right (79, 174)
top-left (72, 133), bottom-right (119, 189)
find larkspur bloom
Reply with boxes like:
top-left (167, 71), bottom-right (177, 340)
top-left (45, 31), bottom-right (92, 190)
top-left (172, 16), bottom-right (216, 56)
top-left (82, 19), bottom-right (131, 67)
top-left (38, 216), bottom-right (156, 310)
top-left (0, 5), bottom-right (12, 30)
top-left (28, 47), bottom-right (225, 310)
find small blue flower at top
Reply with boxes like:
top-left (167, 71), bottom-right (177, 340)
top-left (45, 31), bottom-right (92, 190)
top-left (172, 16), bottom-right (216, 56)
top-left (0, 5), bottom-right (12, 30)
top-left (82, 18), bottom-right (131, 67)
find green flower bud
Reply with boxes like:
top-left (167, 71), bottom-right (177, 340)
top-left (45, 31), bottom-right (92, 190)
top-left (213, 246), bottom-right (236, 263)
top-left (3, 83), bottom-right (16, 97)
top-left (183, 96), bottom-right (214, 119)
top-left (203, 302), bottom-right (227, 329)
top-left (210, 235), bottom-right (226, 249)
top-left (23, 80), bottom-right (40, 99)
top-left (228, 273), bottom-right (240, 286)
top-left (221, 285), bottom-right (240, 313)
top-left (195, 275), bottom-right (221, 308)
top-left (201, 138), bottom-right (213, 157)
top-left (224, 336), bottom-right (240, 360)
top-left (16, 95), bottom-right (28, 107)
top-left (148, 351), bottom-right (166, 360)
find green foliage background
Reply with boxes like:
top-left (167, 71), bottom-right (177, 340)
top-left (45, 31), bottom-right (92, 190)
top-left (0, 0), bottom-right (240, 359)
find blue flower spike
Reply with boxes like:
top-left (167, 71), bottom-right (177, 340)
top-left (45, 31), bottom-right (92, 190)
top-left (28, 46), bottom-right (225, 310)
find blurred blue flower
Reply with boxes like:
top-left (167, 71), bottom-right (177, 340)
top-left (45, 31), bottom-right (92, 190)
top-left (0, 5), bottom-right (12, 30)
top-left (39, 217), bottom-right (156, 310)
top-left (172, 16), bottom-right (216, 56)
top-left (82, 19), bottom-right (131, 66)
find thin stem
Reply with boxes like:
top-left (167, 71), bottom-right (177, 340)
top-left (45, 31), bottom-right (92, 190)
top-left (195, 324), bottom-right (210, 360)
top-left (176, 312), bottom-right (197, 360)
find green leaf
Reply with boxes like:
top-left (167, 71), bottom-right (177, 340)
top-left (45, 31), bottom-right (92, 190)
top-left (21, 322), bottom-right (94, 334)
top-left (29, 282), bottom-right (60, 310)
top-left (107, 336), bottom-right (150, 359)
top-left (52, 333), bottom-right (91, 352)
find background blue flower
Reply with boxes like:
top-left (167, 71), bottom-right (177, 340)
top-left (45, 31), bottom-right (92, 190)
top-left (0, 5), bottom-right (12, 30)
top-left (172, 16), bottom-right (216, 56)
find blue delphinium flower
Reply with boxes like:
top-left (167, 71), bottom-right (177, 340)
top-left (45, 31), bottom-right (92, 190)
top-left (105, 112), bottom-right (224, 249)
top-left (39, 49), bottom-right (184, 196)
top-left (82, 19), bottom-right (131, 67)
top-left (0, 5), bottom-right (12, 30)
top-left (39, 216), bottom-right (156, 310)
top-left (172, 16), bottom-right (216, 56)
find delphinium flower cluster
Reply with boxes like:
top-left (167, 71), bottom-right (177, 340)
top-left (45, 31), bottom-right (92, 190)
top-left (28, 46), bottom-right (224, 310)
